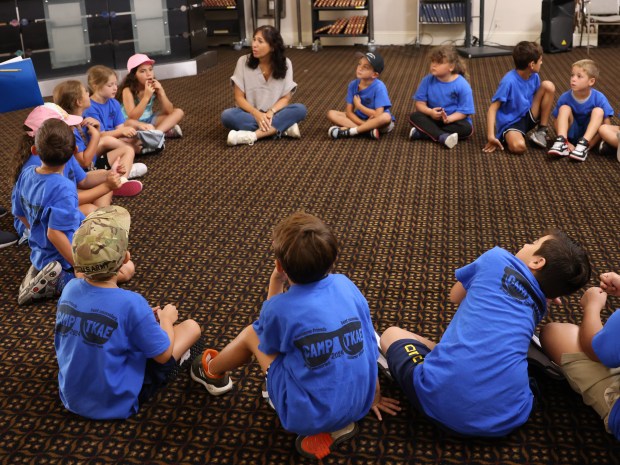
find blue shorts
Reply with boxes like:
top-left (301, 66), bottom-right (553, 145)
top-left (386, 338), bottom-right (432, 411)
top-left (501, 110), bottom-right (538, 142)
top-left (138, 356), bottom-right (176, 405)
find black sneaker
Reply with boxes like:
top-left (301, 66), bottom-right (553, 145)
top-left (599, 140), bottom-right (616, 157)
top-left (569, 137), bottom-right (589, 162)
top-left (368, 128), bottom-right (380, 140)
top-left (409, 127), bottom-right (423, 140)
top-left (547, 136), bottom-right (569, 157)
top-left (0, 230), bottom-right (18, 249)
top-left (527, 334), bottom-right (564, 381)
top-left (190, 349), bottom-right (233, 396)
top-left (328, 126), bottom-right (350, 139)
top-left (0, 206), bottom-right (7, 218)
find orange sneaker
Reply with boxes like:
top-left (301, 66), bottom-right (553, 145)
top-left (295, 422), bottom-right (358, 459)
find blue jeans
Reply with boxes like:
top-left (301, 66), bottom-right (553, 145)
top-left (221, 104), bottom-right (307, 135)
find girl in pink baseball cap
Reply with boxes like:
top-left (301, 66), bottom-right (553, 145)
top-left (118, 54), bottom-right (185, 139)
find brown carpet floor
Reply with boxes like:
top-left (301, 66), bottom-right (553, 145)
top-left (1, 45), bottom-right (620, 464)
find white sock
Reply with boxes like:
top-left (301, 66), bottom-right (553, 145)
top-left (349, 128), bottom-right (358, 136)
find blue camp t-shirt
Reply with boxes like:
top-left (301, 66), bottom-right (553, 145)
top-left (14, 155), bottom-right (86, 238)
top-left (413, 247), bottom-right (547, 436)
top-left (592, 309), bottom-right (620, 440)
top-left (492, 69), bottom-right (541, 138)
top-left (55, 279), bottom-right (171, 420)
top-left (12, 166), bottom-right (84, 270)
top-left (414, 74), bottom-right (475, 125)
top-left (253, 274), bottom-right (378, 435)
top-left (346, 78), bottom-right (394, 121)
top-left (552, 89), bottom-right (614, 141)
top-left (84, 98), bottom-right (125, 131)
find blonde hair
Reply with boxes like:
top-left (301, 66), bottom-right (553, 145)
top-left (572, 59), bottom-right (599, 79)
top-left (53, 80), bottom-right (84, 115)
top-left (429, 45), bottom-right (468, 79)
top-left (87, 65), bottom-right (117, 94)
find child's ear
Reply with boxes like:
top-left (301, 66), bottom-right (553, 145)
top-left (31, 145), bottom-right (38, 155)
top-left (528, 256), bottom-right (546, 271)
top-left (275, 258), bottom-right (285, 274)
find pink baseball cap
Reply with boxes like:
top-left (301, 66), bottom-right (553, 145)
top-left (127, 53), bottom-right (155, 72)
top-left (24, 103), bottom-right (83, 137)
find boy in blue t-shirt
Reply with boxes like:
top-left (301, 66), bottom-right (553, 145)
top-left (483, 41), bottom-right (555, 155)
top-left (191, 212), bottom-right (400, 459)
top-left (540, 274), bottom-right (620, 441)
top-left (547, 59), bottom-right (614, 162)
top-left (379, 230), bottom-right (590, 437)
top-left (327, 52), bottom-right (395, 140)
top-left (12, 119), bottom-right (85, 305)
top-left (55, 206), bottom-right (201, 419)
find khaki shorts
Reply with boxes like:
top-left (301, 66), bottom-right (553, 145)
top-left (561, 352), bottom-right (620, 433)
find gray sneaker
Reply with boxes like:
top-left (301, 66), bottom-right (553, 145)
top-left (529, 128), bottom-right (548, 148)
top-left (190, 349), bottom-right (233, 396)
top-left (18, 261), bottom-right (62, 305)
top-left (0, 230), bottom-right (18, 249)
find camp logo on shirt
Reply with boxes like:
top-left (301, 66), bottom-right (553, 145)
top-left (293, 319), bottom-right (364, 369)
top-left (500, 266), bottom-right (545, 323)
top-left (56, 302), bottom-right (118, 346)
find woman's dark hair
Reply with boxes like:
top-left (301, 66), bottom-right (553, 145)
top-left (117, 69), bottom-right (141, 104)
top-left (13, 131), bottom-right (35, 184)
top-left (247, 25), bottom-right (288, 80)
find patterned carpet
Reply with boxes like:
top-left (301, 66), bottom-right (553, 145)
top-left (1, 45), bottom-right (620, 464)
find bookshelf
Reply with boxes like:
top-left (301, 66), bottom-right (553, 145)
top-left (416, 0), bottom-right (466, 45)
top-left (311, 0), bottom-right (374, 51)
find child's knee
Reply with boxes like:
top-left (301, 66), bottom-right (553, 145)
top-left (185, 319), bottom-right (202, 340)
top-left (509, 139), bottom-right (527, 154)
top-left (541, 80), bottom-right (555, 94)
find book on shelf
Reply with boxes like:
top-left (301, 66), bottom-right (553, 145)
top-left (202, 0), bottom-right (237, 7)
top-left (313, 0), bottom-right (366, 7)
top-left (314, 15), bottom-right (367, 34)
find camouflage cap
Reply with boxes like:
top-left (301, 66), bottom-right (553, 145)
top-left (72, 206), bottom-right (131, 279)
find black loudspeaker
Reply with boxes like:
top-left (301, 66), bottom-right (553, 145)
top-left (542, 0), bottom-right (574, 53)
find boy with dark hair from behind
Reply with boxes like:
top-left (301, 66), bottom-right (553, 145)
top-left (379, 229), bottom-right (590, 437)
top-left (12, 119), bottom-right (85, 305)
top-left (191, 212), bottom-right (400, 459)
top-left (55, 206), bottom-right (201, 419)
top-left (483, 41), bottom-right (555, 154)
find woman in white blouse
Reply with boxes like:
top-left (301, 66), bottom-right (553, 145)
top-left (221, 26), bottom-right (307, 146)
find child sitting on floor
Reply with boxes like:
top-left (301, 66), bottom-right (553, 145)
top-left (191, 212), bottom-right (399, 459)
top-left (327, 51), bottom-right (395, 140)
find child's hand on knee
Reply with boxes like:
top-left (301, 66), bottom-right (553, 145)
top-left (600, 272), bottom-right (620, 296)
top-left (580, 286), bottom-right (607, 311)
top-left (158, 304), bottom-right (179, 325)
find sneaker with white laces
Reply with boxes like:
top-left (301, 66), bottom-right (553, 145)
top-left (164, 124), bottom-right (183, 139)
top-left (439, 132), bottom-right (458, 149)
top-left (569, 137), bottom-right (589, 162)
top-left (529, 128), bottom-right (548, 148)
top-left (227, 130), bottom-right (257, 146)
top-left (283, 123), bottom-right (301, 139)
top-left (18, 261), bottom-right (62, 305)
top-left (295, 422), bottom-right (359, 460)
top-left (190, 349), bottom-right (233, 395)
top-left (128, 163), bottom-right (148, 179)
top-left (547, 136), bottom-right (569, 157)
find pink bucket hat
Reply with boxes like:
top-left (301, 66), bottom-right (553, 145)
top-left (24, 102), bottom-right (83, 137)
top-left (127, 53), bottom-right (155, 73)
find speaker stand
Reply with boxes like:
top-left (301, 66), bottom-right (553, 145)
top-left (457, 0), bottom-right (512, 58)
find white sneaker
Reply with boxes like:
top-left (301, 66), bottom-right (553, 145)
top-left (283, 123), bottom-right (301, 139)
top-left (164, 124), bottom-right (183, 139)
top-left (227, 130), bottom-right (257, 146)
top-left (128, 162), bottom-right (148, 179)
